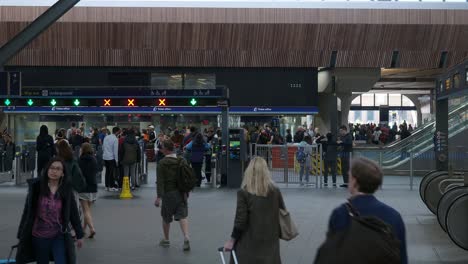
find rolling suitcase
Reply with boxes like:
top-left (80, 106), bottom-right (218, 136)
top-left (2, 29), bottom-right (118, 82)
top-left (0, 245), bottom-right (17, 264)
top-left (218, 247), bottom-right (238, 264)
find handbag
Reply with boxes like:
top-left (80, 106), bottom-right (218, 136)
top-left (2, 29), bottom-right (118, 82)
top-left (278, 194), bottom-right (299, 241)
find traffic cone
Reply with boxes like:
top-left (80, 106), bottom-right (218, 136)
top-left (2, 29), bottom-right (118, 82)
top-left (120, 176), bottom-right (133, 199)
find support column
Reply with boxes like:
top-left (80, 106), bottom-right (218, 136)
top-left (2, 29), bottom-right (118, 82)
top-left (435, 99), bottom-right (448, 171)
top-left (338, 94), bottom-right (353, 129)
top-left (330, 76), bottom-right (338, 136)
top-left (221, 106), bottom-right (229, 186)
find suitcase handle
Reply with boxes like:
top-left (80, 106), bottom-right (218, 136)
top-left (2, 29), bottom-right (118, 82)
top-left (7, 245), bottom-right (18, 262)
top-left (217, 246), bottom-right (238, 264)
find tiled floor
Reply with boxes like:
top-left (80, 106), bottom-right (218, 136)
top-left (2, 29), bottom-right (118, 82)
top-left (1, 166), bottom-right (468, 263)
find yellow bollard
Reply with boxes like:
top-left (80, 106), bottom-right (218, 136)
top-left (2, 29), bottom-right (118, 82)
top-left (119, 176), bottom-right (133, 199)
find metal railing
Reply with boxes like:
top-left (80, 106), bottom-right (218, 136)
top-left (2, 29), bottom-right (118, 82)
top-left (253, 144), bottom-right (323, 187)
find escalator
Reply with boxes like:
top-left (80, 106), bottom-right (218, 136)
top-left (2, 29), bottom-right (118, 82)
top-left (354, 100), bottom-right (468, 172)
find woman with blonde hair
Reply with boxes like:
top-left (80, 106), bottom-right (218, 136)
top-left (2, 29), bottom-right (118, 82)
top-left (224, 156), bottom-right (285, 264)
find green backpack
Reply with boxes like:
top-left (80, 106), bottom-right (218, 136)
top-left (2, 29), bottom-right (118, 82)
top-left (176, 158), bottom-right (197, 193)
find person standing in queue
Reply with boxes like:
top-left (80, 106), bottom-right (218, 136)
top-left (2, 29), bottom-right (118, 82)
top-left (120, 129), bottom-right (141, 190)
top-left (16, 157), bottom-right (84, 264)
top-left (155, 139), bottom-right (191, 251)
top-left (3, 134), bottom-right (15, 173)
top-left (103, 127), bottom-right (120, 191)
top-left (224, 156), bottom-right (285, 264)
top-left (337, 125), bottom-right (353, 188)
top-left (78, 143), bottom-right (98, 239)
top-left (36, 125), bottom-right (55, 178)
top-left (185, 133), bottom-right (210, 187)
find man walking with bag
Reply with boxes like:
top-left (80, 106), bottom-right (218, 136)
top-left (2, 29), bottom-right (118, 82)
top-left (154, 139), bottom-right (192, 251)
top-left (315, 157), bottom-right (407, 264)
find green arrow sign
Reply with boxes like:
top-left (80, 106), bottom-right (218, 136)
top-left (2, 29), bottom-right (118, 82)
top-left (73, 99), bottom-right (80, 106)
top-left (50, 99), bottom-right (57, 106)
top-left (27, 99), bottom-right (34, 106)
top-left (4, 99), bottom-right (11, 106)
top-left (189, 98), bottom-right (197, 106)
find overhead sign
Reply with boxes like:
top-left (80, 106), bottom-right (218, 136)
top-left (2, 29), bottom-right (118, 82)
top-left (2, 106), bottom-right (222, 114)
top-left (20, 87), bottom-right (226, 98)
top-left (229, 106), bottom-right (318, 114)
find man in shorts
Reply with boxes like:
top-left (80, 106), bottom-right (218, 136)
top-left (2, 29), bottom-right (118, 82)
top-left (154, 139), bottom-right (191, 251)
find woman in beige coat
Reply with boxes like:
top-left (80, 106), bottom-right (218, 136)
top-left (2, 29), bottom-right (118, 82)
top-left (224, 156), bottom-right (284, 264)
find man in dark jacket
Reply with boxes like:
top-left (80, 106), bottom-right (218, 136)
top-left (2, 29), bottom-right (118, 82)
top-left (327, 157), bottom-right (407, 264)
top-left (119, 130), bottom-right (141, 189)
top-left (338, 125), bottom-right (353, 187)
top-left (154, 139), bottom-right (191, 251)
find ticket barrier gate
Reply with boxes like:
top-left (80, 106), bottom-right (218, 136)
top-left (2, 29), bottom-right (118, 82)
top-left (15, 145), bottom-right (36, 185)
top-left (138, 144), bottom-right (148, 185)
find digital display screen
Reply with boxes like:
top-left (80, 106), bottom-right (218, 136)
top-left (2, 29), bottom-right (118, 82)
top-left (230, 141), bottom-right (240, 148)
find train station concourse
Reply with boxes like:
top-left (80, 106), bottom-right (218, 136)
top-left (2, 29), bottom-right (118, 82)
top-left (0, 0), bottom-right (468, 263)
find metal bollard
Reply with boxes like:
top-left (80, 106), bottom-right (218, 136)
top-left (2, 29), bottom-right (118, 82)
top-left (15, 152), bottom-right (22, 185)
top-left (141, 152), bottom-right (148, 184)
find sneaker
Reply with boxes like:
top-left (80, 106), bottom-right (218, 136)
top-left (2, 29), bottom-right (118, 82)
top-left (324, 183), bottom-right (328, 187)
top-left (339, 184), bottom-right (348, 188)
top-left (333, 183), bottom-right (337, 187)
top-left (183, 240), bottom-right (190, 251)
top-left (159, 239), bottom-right (170, 248)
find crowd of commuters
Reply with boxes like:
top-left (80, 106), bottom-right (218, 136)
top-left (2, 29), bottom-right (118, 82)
top-left (349, 121), bottom-right (413, 145)
top-left (11, 121), bottom-right (409, 263)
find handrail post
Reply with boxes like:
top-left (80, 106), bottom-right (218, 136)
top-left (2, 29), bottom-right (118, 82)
top-left (410, 142), bottom-right (414, 191)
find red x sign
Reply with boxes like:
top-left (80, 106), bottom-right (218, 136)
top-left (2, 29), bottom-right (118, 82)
top-left (158, 98), bottom-right (166, 106)
top-left (104, 99), bottom-right (111, 106)
top-left (127, 99), bottom-right (135, 106)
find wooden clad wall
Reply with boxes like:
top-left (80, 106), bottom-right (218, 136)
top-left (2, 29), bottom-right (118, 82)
top-left (0, 7), bottom-right (467, 67)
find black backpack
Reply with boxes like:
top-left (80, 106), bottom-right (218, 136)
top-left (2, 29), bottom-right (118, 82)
top-left (176, 158), bottom-right (197, 193)
top-left (314, 202), bottom-right (401, 264)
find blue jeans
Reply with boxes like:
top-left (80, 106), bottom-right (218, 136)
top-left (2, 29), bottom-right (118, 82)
top-left (299, 163), bottom-right (310, 183)
top-left (33, 235), bottom-right (66, 264)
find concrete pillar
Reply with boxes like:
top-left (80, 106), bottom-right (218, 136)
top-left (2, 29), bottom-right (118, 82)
top-left (338, 93), bottom-right (353, 128)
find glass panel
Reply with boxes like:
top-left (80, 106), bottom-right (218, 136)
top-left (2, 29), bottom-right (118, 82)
top-left (348, 110), bottom-right (380, 125)
top-left (402, 96), bottom-right (414, 107)
top-left (466, 68), bottom-right (468, 85)
top-left (454, 73), bottom-right (461, 89)
top-left (184, 73), bottom-right (216, 89)
top-left (390, 110), bottom-right (418, 128)
top-left (361, 94), bottom-right (374, 106)
top-left (375, 94), bottom-right (388, 106)
top-left (351, 95), bottom-right (361, 106)
top-left (388, 94), bottom-right (401, 107)
top-left (151, 73), bottom-right (182, 89)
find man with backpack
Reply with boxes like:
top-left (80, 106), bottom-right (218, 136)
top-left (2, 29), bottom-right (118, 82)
top-left (155, 139), bottom-right (195, 252)
top-left (315, 157), bottom-right (407, 264)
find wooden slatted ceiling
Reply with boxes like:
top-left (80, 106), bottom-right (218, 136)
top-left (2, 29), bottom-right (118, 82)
top-left (1, 7), bottom-right (468, 25)
top-left (0, 7), bottom-right (467, 67)
top-left (0, 23), bottom-right (466, 51)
